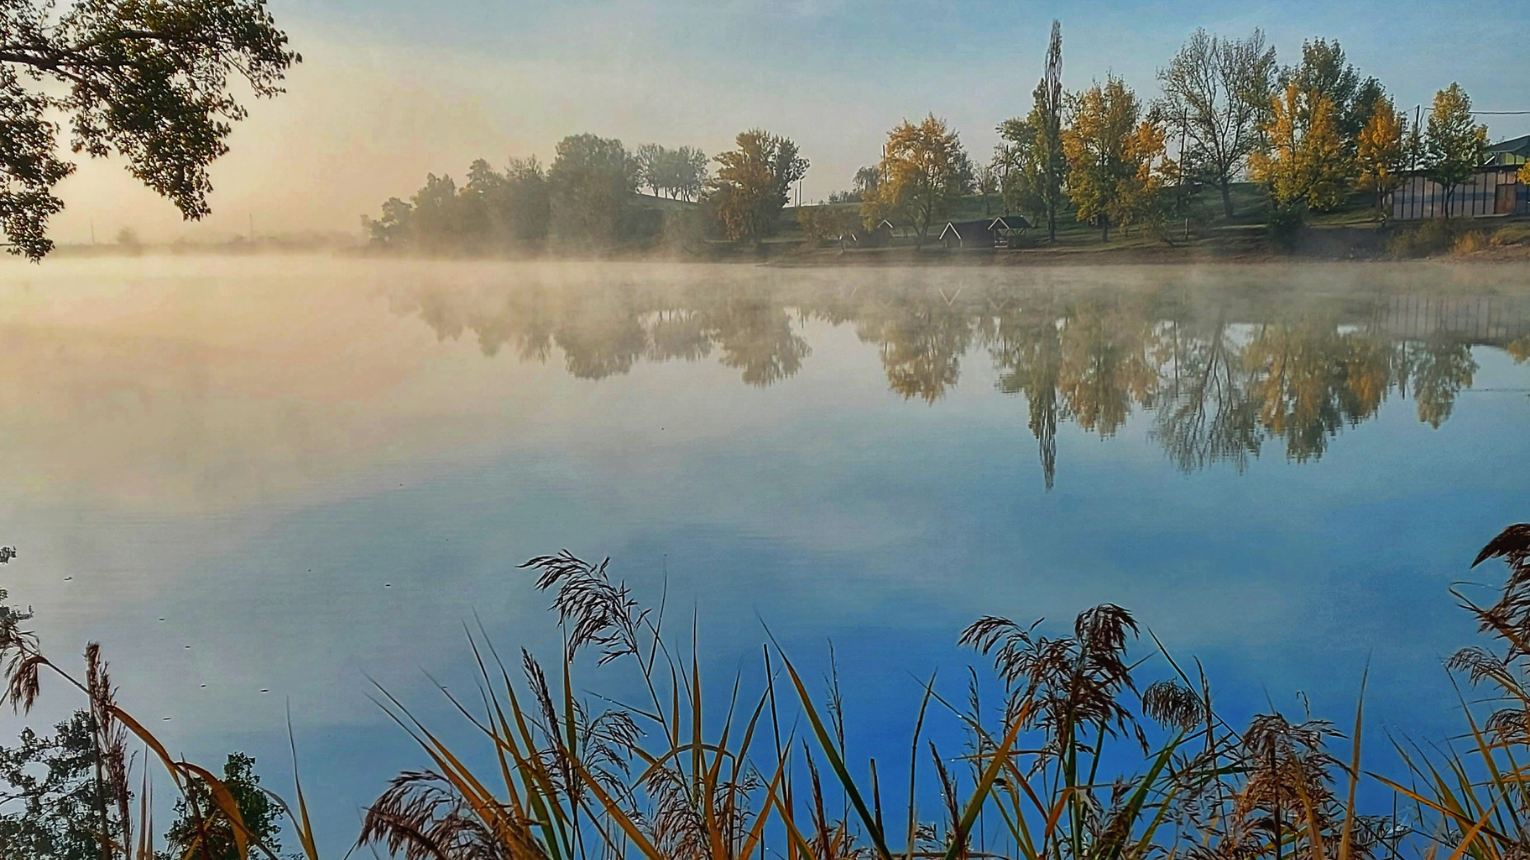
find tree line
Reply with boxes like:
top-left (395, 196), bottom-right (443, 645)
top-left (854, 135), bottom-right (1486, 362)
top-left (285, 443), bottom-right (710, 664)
top-left (0, 0), bottom-right (1514, 261)
top-left (852, 24), bottom-right (1502, 247)
top-left (362, 131), bottom-right (808, 253)
top-left (364, 22), bottom-right (1515, 257)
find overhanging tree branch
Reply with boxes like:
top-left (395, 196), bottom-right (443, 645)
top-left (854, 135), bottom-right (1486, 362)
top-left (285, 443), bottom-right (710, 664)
top-left (0, 0), bottom-right (298, 260)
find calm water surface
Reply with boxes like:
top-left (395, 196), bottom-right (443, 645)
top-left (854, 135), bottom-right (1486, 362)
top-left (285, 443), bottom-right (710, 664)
top-left (1, 256), bottom-right (1528, 847)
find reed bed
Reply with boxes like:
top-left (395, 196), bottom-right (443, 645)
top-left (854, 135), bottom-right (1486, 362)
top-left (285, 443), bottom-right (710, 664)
top-left (5, 528), bottom-right (1530, 860)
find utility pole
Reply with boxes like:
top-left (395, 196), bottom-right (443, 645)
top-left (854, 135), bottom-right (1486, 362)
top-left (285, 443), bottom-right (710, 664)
top-left (89, 219), bottom-right (95, 245)
top-left (1413, 105), bottom-right (1422, 171)
top-left (249, 212), bottom-right (255, 243)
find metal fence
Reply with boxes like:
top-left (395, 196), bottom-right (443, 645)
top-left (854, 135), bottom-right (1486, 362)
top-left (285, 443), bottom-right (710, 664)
top-left (1390, 168), bottom-right (1526, 220)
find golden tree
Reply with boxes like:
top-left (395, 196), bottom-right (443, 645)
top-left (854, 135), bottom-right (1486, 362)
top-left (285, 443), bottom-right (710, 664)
top-left (1355, 97), bottom-right (1407, 215)
top-left (1250, 82), bottom-right (1350, 213)
top-left (1118, 120), bottom-right (1171, 235)
top-left (796, 205), bottom-right (859, 249)
top-left (710, 130), bottom-right (809, 246)
top-left (1062, 76), bottom-right (1163, 241)
top-left (863, 114), bottom-right (973, 248)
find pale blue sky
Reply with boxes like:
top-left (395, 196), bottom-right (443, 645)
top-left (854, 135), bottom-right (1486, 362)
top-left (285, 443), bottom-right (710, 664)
top-left (48, 0), bottom-right (1530, 240)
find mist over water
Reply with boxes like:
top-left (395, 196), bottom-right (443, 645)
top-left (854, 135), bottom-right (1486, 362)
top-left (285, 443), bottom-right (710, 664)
top-left (1, 256), bottom-right (1528, 851)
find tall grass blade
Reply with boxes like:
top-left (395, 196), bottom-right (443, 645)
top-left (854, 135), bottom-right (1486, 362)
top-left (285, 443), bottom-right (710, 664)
top-left (779, 650), bottom-right (895, 860)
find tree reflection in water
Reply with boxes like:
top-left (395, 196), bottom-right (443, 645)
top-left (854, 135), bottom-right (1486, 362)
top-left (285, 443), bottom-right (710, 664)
top-left (1153, 314), bottom-right (1262, 473)
top-left (385, 271), bottom-right (1523, 488)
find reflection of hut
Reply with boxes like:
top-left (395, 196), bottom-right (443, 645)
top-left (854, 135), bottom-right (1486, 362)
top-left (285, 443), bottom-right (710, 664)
top-left (841, 219), bottom-right (894, 248)
top-left (1391, 136), bottom-right (1530, 220)
top-left (939, 219), bottom-right (999, 249)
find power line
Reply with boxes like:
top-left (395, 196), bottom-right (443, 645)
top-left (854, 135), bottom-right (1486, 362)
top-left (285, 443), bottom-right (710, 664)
top-left (1472, 111), bottom-right (1530, 115)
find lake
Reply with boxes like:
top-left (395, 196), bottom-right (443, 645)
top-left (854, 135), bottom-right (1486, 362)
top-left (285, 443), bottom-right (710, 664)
top-left (1, 256), bottom-right (1528, 850)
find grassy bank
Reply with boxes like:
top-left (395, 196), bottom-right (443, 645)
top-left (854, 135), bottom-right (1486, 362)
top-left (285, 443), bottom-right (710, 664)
top-left (776, 185), bottom-right (1530, 266)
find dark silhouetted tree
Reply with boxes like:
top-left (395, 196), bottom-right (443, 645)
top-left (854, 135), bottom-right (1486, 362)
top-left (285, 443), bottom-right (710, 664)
top-left (161, 753), bottom-right (283, 860)
top-left (0, 0), bottom-right (298, 259)
top-left (548, 134), bottom-right (637, 247)
top-left (0, 711), bottom-right (120, 860)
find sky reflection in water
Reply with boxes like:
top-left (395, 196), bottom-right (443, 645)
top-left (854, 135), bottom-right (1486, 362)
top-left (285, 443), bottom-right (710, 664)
top-left (1, 257), bottom-right (1528, 850)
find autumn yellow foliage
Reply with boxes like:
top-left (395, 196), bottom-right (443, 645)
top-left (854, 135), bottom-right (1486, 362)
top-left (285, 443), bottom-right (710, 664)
top-left (863, 114), bottom-right (973, 247)
top-left (1061, 76), bottom-right (1168, 241)
top-left (1355, 98), bottom-right (1406, 212)
top-left (1249, 82), bottom-right (1351, 212)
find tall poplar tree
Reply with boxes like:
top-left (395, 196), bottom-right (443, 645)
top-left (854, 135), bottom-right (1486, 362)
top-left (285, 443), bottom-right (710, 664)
top-left (1035, 21), bottom-right (1066, 243)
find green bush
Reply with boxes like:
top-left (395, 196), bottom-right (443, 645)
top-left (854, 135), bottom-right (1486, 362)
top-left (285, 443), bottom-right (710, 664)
top-left (1266, 205), bottom-right (1306, 251)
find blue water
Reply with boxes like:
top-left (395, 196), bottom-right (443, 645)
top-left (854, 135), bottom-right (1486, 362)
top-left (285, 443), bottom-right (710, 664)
top-left (1, 257), bottom-right (1527, 852)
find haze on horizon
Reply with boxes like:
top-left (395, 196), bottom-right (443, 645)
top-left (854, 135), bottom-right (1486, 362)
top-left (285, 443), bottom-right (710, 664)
top-left (37, 0), bottom-right (1530, 246)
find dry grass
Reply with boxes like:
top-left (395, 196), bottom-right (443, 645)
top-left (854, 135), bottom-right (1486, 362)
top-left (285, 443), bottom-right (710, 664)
top-left (1384, 220), bottom-right (1530, 259)
top-left (8, 527), bottom-right (1530, 860)
top-left (0, 615), bottom-right (323, 860)
top-left (1451, 232), bottom-right (1491, 256)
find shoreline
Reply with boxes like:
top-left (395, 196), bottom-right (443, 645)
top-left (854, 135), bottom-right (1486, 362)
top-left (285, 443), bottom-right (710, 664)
top-left (17, 220), bottom-right (1530, 268)
top-left (16, 246), bottom-right (1530, 267)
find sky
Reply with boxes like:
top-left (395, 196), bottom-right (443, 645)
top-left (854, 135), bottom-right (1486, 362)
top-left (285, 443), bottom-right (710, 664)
top-left (42, 0), bottom-right (1530, 244)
